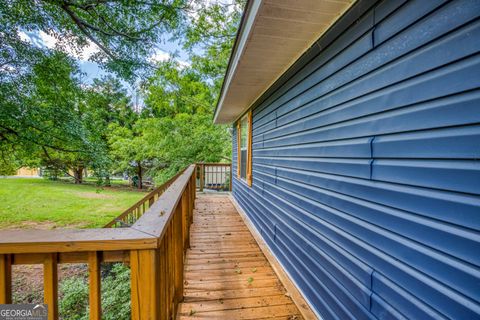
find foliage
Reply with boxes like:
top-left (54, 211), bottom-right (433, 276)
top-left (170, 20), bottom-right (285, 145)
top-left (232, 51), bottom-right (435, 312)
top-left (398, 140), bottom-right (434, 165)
top-left (0, 51), bottom-right (107, 182)
top-left (139, 0), bottom-right (245, 182)
top-left (59, 277), bottom-right (89, 320)
top-left (58, 264), bottom-right (131, 320)
top-left (101, 264), bottom-right (131, 320)
top-left (0, 0), bottom-right (190, 79)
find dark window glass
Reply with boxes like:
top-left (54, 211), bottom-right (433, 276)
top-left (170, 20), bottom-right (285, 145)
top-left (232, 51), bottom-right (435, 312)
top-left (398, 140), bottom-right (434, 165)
top-left (239, 115), bottom-right (249, 181)
top-left (240, 149), bottom-right (247, 179)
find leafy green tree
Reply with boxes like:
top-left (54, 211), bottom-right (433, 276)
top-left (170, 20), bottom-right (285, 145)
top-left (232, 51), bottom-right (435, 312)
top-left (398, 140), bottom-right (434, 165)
top-left (1, 0), bottom-right (190, 79)
top-left (0, 52), bottom-right (99, 181)
top-left (108, 119), bottom-right (152, 189)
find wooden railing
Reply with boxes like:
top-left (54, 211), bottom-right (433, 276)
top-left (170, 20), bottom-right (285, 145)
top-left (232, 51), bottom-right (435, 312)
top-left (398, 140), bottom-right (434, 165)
top-left (196, 162), bottom-right (232, 192)
top-left (0, 164), bottom-right (197, 320)
top-left (104, 168), bottom-right (187, 228)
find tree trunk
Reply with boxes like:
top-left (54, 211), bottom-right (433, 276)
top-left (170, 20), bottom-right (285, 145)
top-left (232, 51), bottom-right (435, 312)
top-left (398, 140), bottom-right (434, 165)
top-left (73, 166), bottom-right (84, 184)
top-left (137, 163), bottom-right (143, 189)
top-left (105, 175), bottom-right (111, 187)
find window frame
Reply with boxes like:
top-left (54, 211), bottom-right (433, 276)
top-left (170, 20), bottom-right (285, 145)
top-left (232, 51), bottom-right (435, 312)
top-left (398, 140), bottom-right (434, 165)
top-left (237, 110), bottom-right (252, 186)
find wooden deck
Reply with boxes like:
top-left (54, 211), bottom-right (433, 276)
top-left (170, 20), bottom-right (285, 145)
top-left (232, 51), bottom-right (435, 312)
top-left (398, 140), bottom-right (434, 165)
top-left (177, 194), bottom-right (302, 319)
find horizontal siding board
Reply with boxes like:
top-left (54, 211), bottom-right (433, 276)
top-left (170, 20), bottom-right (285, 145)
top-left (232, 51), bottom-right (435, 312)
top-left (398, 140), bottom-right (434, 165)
top-left (240, 181), bottom-right (375, 318)
top-left (253, 10), bottom-right (376, 122)
top-left (253, 180), bottom-right (374, 288)
top-left (372, 272), bottom-right (449, 320)
top-left (273, 174), bottom-right (480, 268)
top-left (253, 137), bottom-right (372, 158)
top-left (255, 156), bottom-right (371, 179)
top-left (274, 230), bottom-right (374, 320)
top-left (270, 2), bottom-right (480, 124)
top-left (372, 0), bottom-right (447, 45)
top-left (274, 167), bottom-right (480, 232)
top-left (231, 0), bottom-right (480, 318)
top-left (259, 186), bottom-right (480, 318)
top-left (370, 293), bottom-right (407, 320)
top-left (372, 159), bottom-right (480, 195)
top-left (260, 89), bottom-right (480, 149)
top-left (260, 178), bottom-right (480, 301)
top-left (372, 125), bottom-right (480, 159)
top-left (271, 51), bottom-right (480, 139)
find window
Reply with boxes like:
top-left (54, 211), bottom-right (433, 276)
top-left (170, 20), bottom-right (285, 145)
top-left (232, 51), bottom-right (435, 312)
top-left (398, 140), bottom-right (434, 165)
top-left (237, 111), bottom-right (252, 186)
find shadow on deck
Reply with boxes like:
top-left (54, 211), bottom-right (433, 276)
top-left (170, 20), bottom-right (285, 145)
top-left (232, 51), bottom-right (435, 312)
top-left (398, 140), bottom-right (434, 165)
top-left (177, 194), bottom-right (302, 319)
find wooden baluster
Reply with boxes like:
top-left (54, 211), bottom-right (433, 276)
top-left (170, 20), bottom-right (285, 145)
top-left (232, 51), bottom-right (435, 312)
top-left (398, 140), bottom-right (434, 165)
top-left (167, 225), bottom-right (175, 319)
top-left (229, 164), bottom-right (232, 191)
top-left (189, 180), bottom-right (194, 225)
top-left (44, 253), bottom-right (58, 320)
top-left (174, 204), bottom-right (184, 310)
top-left (88, 252), bottom-right (101, 320)
top-left (130, 249), bottom-right (159, 319)
top-left (188, 180), bottom-right (193, 223)
top-left (158, 239), bottom-right (167, 320)
top-left (192, 174), bottom-right (196, 208)
top-left (199, 164), bottom-right (204, 192)
top-left (182, 191), bottom-right (190, 249)
top-left (149, 196), bottom-right (154, 207)
top-left (0, 254), bottom-right (12, 304)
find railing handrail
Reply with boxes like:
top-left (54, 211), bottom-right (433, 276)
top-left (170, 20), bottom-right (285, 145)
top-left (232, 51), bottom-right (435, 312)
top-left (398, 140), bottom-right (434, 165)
top-left (132, 165), bottom-right (195, 238)
top-left (103, 166), bottom-right (187, 228)
top-left (195, 162), bottom-right (232, 166)
top-left (0, 228), bottom-right (157, 254)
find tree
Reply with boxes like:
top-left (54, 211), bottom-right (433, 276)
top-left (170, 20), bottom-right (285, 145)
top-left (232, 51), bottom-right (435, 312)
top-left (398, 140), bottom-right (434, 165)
top-left (137, 1), bottom-right (244, 182)
top-left (1, 0), bottom-right (191, 79)
top-left (108, 119), bottom-right (151, 189)
top-left (0, 52), bottom-right (97, 180)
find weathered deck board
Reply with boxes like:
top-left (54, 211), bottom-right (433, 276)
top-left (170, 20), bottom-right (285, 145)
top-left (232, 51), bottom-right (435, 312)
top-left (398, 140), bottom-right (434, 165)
top-left (177, 194), bottom-right (302, 320)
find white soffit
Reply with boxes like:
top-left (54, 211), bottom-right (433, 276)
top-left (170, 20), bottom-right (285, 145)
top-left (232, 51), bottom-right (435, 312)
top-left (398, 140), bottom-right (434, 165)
top-left (214, 0), bottom-right (355, 124)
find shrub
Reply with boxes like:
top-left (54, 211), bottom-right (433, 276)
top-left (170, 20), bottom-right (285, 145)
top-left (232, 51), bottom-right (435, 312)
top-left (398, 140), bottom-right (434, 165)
top-left (59, 277), bottom-right (88, 320)
top-left (59, 263), bottom-right (131, 320)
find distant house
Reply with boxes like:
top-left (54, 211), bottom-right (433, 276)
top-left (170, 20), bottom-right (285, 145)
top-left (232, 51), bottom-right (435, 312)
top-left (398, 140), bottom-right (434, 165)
top-left (15, 167), bottom-right (40, 177)
top-left (215, 0), bottom-right (480, 319)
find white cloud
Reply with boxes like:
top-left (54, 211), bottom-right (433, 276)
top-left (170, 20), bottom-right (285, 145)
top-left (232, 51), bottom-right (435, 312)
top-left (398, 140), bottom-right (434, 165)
top-left (149, 50), bottom-right (171, 63)
top-left (19, 30), bottom-right (100, 61)
top-left (149, 49), bottom-right (191, 68)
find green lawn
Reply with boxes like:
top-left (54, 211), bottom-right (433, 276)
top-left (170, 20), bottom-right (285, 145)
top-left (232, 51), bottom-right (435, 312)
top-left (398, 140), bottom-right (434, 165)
top-left (0, 178), bottom-right (146, 229)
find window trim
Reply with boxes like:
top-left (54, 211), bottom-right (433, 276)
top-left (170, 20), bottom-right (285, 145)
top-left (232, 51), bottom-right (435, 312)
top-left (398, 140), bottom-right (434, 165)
top-left (237, 111), bottom-right (252, 186)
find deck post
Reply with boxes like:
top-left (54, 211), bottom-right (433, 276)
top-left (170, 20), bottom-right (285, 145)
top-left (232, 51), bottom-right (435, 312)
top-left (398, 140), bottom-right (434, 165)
top-left (130, 249), bottom-right (160, 319)
top-left (199, 164), bottom-right (204, 192)
top-left (0, 254), bottom-right (12, 304)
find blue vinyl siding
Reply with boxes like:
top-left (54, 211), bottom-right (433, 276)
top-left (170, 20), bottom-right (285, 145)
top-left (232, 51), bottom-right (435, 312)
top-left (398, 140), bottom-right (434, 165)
top-left (231, 0), bottom-right (480, 319)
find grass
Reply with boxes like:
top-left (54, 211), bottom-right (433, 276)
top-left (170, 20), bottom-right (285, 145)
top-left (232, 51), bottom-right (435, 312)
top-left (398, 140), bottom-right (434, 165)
top-left (0, 178), bottom-right (147, 229)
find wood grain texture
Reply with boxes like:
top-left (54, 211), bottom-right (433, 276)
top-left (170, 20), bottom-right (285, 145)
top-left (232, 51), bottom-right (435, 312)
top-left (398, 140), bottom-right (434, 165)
top-left (132, 165), bottom-right (196, 238)
top-left (0, 254), bottom-right (12, 304)
top-left (177, 194), bottom-right (303, 320)
top-left (43, 253), bottom-right (58, 320)
top-left (88, 252), bottom-right (102, 320)
top-left (0, 228), bottom-right (157, 254)
top-left (130, 249), bottom-right (160, 320)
